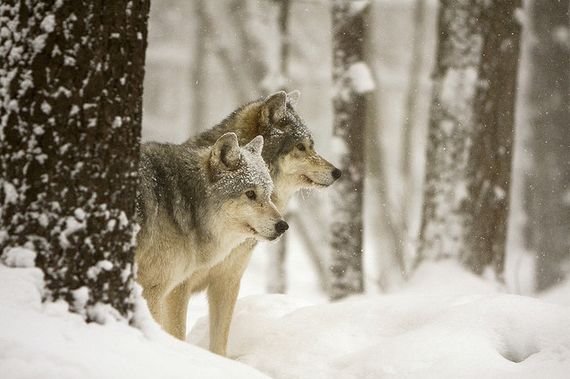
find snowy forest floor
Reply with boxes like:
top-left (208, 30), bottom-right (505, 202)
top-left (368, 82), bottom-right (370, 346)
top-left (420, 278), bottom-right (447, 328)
top-left (1, 259), bottom-right (569, 378)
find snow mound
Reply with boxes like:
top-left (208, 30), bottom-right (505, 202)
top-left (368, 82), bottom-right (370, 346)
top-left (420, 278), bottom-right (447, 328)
top-left (540, 279), bottom-right (570, 307)
top-left (190, 292), bottom-right (570, 378)
top-left (0, 265), bottom-right (268, 379)
top-left (400, 260), bottom-right (501, 295)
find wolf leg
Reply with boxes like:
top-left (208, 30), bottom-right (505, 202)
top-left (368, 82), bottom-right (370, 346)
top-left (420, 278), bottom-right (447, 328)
top-left (163, 280), bottom-right (191, 340)
top-left (207, 277), bottom-right (241, 356)
top-left (207, 240), bottom-right (255, 356)
top-left (142, 284), bottom-right (167, 327)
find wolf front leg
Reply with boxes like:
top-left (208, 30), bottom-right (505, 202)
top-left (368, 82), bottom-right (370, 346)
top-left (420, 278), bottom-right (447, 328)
top-left (207, 277), bottom-right (241, 356)
top-left (163, 281), bottom-right (192, 340)
top-left (207, 240), bottom-right (255, 356)
top-left (141, 283), bottom-right (168, 327)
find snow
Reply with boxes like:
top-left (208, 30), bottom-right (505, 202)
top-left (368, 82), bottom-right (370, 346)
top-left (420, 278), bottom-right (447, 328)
top-left (112, 116), bottom-right (123, 128)
top-left (3, 247), bottom-right (36, 268)
top-left (71, 286), bottom-right (90, 311)
top-left (347, 61), bottom-right (375, 94)
top-left (0, 264), bottom-right (268, 379)
top-left (1, 229), bottom-right (569, 379)
top-left (348, 1), bottom-right (370, 17)
top-left (40, 14), bottom-right (56, 33)
top-left (10, 243), bottom-right (565, 379)
top-left (540, 280), bottom-right (570, 307)
top-left (396, 260), bottom-right (500, 295)
top-left (58, 215), bottom-right (86, 248)
top-left (87, 260), bottom-right (116, 280)
top-left (73, 208), bottom-right (86, 220)
top-left (553, 26), bottom-right (569, 46)
top-left (187, 261), bottom-right (570, 379)
top-left (514, 7), bottom-right (527, 26)
top-left (2, 181), bottom-right (18, 204)
top-left (32, 35), bottom-right (48, 53)
top-left (439, 67), bottom-right (478, 125)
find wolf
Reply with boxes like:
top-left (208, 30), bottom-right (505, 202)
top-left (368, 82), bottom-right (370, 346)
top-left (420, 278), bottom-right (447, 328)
top-left (135, 132), bottom-right (288, 329)
top-left (162, 90), bottom-right (341, 356)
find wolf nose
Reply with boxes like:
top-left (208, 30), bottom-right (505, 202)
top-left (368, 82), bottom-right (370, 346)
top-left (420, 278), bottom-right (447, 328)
top-left (332, 168), bottom-right (342, 180)
top-left (275, 220), bottom-right (289, 234)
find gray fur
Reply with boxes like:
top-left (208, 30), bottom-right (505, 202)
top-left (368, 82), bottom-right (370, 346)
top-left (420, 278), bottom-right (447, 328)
top-left (188, 91), bottom-right (312, 172)
top-left (137, 134), bottom-right (273, 240)
top-left (141, 91), bottom-right (339, 356)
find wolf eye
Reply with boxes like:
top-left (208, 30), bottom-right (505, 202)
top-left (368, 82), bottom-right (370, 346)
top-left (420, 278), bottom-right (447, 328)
top-left (296, 143), bottom-right (306, 152)
top-left (245, 190), bottom-right (257, 200)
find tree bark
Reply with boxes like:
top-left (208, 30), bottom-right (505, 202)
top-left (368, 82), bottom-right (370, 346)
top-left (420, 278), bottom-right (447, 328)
top-left (417, 0), bottom-right (521, 278)
top-left (191, 0), bottom-right (207, 134)
top-left (267, 0), bottom-right (291, 294)
top-left (524, 0), bottom-right (570, 291)
top-left (329, 0), bottom-right (368, 300)
top-left (0, 0), bottom-right (149, 322)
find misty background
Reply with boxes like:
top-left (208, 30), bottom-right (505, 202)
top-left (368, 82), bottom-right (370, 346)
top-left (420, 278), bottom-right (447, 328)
top-left (141, 0), bottom-right (568, 304)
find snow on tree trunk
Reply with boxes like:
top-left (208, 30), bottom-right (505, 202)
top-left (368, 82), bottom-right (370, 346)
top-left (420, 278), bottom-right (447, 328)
top-left (524, 0), bottom-right (570, 291)
top-left (417, 0), bottom-right (522, 278)
top-left (0, 0), bottom-right (150, 322)
top-left (329, 0), bottom-right (371, 300)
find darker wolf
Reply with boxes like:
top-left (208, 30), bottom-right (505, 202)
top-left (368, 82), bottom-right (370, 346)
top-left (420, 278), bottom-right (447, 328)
top-left (164, 90), bottom-right (341, 356)
top-left (135, 133), bottom-right (288, 330)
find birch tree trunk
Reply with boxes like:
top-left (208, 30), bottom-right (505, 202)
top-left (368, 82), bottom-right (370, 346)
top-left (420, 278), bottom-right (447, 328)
top-left (329, 0), bottom-right (369, 300)
top-left (417, 0), bottom-right (521, 278)
top-left (524, 0), bottom-right (570, 291)
top-left (0, 0), bottom-right (150, 322)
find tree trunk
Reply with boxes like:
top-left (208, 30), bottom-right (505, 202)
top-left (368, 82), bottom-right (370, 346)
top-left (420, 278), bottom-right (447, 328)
top-left (397, 0), bottom-right (427, 278)
top-left (267, 0), bottom-right (291, 294)
top-left (329, 0), bottom-right (369, 300)
top-left (524, 0), bottom-right (570, 291)
top-left (417, 0), bottom-right (521, 278)
top-left (0, 0), bottom-right (150, 322)
top-left (191, 0), bottom-right (207, 134)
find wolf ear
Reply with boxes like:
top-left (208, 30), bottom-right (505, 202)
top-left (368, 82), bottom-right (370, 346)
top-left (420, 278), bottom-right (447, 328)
top-left (211, 133), bottom-right (240, 170)
top-left (244, 135), bottom-right (264, 155)
top-left (287, 90), bottom-right (301, 108)
top-left (261, 91), bottom-right (287, 126)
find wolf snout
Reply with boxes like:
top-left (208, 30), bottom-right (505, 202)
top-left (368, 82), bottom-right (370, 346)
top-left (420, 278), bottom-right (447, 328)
top-left (275, 220), bottom-right (289, 235)
top-left (332, 168), bottom-right (342, 180)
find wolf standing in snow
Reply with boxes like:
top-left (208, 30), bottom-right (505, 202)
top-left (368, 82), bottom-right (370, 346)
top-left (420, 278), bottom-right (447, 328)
top-left (135, 133), bottom-right (288, 329)
top-left (165, 91), bottom-right (341, 356)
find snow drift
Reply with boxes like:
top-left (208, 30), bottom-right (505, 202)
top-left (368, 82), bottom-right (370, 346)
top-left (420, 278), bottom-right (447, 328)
top-left (189, 263), bottom-right (570, 379)
top-left (0, 265), bottom-right (268, 379)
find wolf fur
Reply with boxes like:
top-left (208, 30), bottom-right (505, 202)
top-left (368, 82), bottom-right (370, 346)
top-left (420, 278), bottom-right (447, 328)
top-left (135, 133), bottom-right (287, 331)
top-left (162, 91), bottom-right (340, 356)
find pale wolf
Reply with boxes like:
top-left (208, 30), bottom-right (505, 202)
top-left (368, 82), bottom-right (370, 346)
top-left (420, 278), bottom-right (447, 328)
top-left (165, 90), bottom-right (340, 356)
top-left (135, 133), bottom-right (288, 330)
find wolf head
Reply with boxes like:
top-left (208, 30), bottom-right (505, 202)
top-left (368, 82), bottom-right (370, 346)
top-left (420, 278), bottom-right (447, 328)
top-left (208, 133), bottom-right (288, 241)
top-left (255, 91), bottom-right (341, 205)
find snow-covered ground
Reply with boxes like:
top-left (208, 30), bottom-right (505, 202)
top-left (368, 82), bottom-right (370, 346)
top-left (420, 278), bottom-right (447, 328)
top-left (188, 262), bottom-right (570, 378)
top-left (0, 265), bottom-right (268, 379)
top-left (2, 259), bottom-right (569, 379)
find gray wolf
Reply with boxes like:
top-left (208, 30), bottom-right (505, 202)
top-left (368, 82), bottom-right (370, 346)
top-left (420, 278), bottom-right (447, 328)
top-left (164, 90), bottom-right (340, 356)
top-left (135, 133), bottom-right (288, 331)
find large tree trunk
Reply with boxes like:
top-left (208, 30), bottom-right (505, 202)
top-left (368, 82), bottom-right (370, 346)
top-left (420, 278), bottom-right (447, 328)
top-left (417, 0), bottom-right (521, 278)
top-left (0, 0), bottom-right (150, 322)
top-left (524, 0), bottom-right (570, 291)
top-left (329, 0), bottom-right (370, 300)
